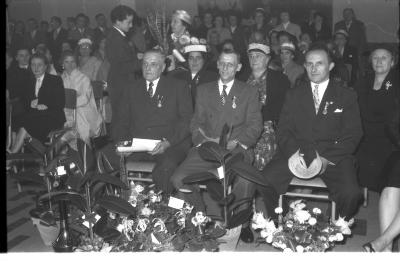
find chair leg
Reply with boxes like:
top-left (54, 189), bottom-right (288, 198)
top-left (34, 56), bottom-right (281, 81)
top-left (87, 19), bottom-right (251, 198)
top-left (363, 187), bottom-right (368, 208)
top-left (331, 201), bottom-right (336, 223)
top-left (278, 195), bottom-right (283, 224)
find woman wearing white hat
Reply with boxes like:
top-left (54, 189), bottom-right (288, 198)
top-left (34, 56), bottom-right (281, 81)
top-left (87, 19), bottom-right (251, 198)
top-left (280, 41), bottom-right (305, 88)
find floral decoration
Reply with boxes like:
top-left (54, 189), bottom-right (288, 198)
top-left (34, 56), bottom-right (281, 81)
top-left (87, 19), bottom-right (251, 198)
top-left (252, 200), bottom-right (354, 252)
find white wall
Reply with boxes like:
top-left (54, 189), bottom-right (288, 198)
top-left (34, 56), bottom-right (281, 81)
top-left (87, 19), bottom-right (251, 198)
top-left (333, 0), bottom-right (399, 43)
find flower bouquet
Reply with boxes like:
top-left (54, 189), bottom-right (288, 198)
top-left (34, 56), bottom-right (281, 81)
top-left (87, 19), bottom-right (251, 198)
top-left (75, 181), bottom-right (226, 252)
top-left (252, 200), bottom-right (354, 252)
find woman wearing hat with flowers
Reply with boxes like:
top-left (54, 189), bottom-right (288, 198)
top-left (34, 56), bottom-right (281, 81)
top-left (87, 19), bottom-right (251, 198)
top-left (280, 42), bottom-right (305, 88)
top-left (168, 10), bottom-right (193, 70)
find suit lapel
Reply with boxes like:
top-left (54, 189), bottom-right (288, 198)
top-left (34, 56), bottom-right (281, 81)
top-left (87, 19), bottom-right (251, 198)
top-left (303, 81), bottom-right (317, 118)
top-left (316, 80), bottom-right (336, 117)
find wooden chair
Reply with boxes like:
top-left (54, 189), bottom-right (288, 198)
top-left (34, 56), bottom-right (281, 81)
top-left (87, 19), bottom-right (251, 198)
top-left (278, 177), bottom-right (337, 223)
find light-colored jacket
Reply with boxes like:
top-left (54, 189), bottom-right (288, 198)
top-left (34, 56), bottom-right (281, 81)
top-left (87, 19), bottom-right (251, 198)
top-left (62, 68), bottom-right (103, 149)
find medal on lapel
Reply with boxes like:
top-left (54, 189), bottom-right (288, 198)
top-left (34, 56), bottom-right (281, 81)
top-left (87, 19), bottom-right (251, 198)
top-left (157, 95), bottom-right (164, 108)
top-left (323, 101), bottom-right (333, 115)
top-left (232, 96), bottom-right (237, 109)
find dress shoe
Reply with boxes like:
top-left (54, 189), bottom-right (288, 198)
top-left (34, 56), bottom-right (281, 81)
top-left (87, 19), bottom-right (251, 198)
top-left (239, 226), bottom-right (254, 243)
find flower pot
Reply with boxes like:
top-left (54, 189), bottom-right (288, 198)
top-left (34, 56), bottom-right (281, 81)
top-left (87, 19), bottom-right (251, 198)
top-left (31, 217), bottom-right (60, 246)
top-left (218, 224), bottom-right (242, 251)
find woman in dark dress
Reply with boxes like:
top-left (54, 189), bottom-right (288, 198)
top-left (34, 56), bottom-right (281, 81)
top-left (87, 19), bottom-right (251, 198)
top-left (356, 47), bottom-right (400, 252)
top-left (356, 47), bottom-right (399, 191)
top-left (8, 53), bottom-right (66, 153)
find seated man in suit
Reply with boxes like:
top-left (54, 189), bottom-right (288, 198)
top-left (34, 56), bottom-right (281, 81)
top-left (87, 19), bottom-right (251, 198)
top-left (258, 44), bottom-right (363, 221)
top-left (332, 29), bottom-right (359, 87)
top-left (101, 49), bottom-right (193, 194)
top-left (171, 50), bottom-right (262, 222)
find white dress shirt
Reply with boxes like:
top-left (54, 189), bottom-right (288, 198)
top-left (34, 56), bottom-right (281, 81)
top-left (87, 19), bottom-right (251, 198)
top-left (218, 79), bottom-right (234, 96)
top-left (35, 74), bottom-right (45, 97)
top-left (311, 78), bottom-right (329, 102)
top-left (146, 77), bottom-right (160, 94)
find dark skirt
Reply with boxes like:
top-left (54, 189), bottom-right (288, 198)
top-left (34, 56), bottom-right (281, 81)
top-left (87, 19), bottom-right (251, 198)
top-left (14, 109), bottom-right (65, 143)
top-left (380, 151), bottom-right (400, 191)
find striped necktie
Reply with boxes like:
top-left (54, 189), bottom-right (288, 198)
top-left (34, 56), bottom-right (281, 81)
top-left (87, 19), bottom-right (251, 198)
top-left (221, 84), bottom-right (227, 105)
top-left (312, 84), bottom-right (320, 114)
top-left (148, 81), bottom-right (154, 98)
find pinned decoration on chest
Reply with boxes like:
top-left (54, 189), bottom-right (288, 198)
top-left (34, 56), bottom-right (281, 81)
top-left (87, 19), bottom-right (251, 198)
top-left (322, 101), bottom-right (333, 115)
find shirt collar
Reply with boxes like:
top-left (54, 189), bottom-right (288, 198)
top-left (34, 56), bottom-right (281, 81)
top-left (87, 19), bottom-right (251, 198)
top-left (36, 74), bottom-right (45, 83)
top-left (147, 77), bottom-right (160, 89)
top-left (311, 78), bottom-right (329, 99)
top-left (283, 22), bottom-right (290, 28)
top-left (113, 26), bottom-right (126, 37)
top-left (218, 79), bottom-right (235, 95)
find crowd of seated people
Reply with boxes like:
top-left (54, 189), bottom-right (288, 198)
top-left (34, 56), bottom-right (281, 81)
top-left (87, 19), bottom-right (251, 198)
top-left (6, 4), bottom-right (399, 252)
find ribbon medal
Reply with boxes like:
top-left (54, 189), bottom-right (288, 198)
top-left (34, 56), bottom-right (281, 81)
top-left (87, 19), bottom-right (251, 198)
top-left (232, 96), bottom-right (237, 109)
top-left (323, 101), bottom-right (333, 115)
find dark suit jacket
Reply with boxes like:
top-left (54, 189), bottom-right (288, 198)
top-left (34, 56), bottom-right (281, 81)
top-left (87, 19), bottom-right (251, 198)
top-left (191, 79), bottom-right (262, 148)
top-left (24, 30), bottom-right (47, 50)
top-left (277, 78), bottom-right (363, 164)
top-left (106, 27), bottom-right (139, 93)
top-left (48, 28), bottom-right (68, 71)
top-left (169, 68), bottom-right (218, 107)
top-left (262, 69), bottom-right (290, 123)
top-left (333, 44), bottom-right (359, 86)
top-left (93, 27), bottom-right (109, 44)
top-left (23, 73), bottom-right (66, 127)
top-left (114, 76), bottom-right (193, 146)
top-left (334, 19), bottom-right (367, 52)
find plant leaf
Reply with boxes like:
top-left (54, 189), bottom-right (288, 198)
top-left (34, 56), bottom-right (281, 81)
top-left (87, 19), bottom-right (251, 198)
top-left (218, 124), bottom-right (230, 149)
top-left (226, 207), bottom-right (253, 229)
top-left (202, 179), bottom-right (224, 201)
top-left (229, 160), bottom-right (269, 186)
top-left (90, 172), bottom-right (128, 190)
top-left (95, 195), bottom-right (136, 216)
top-left (182, 172), bottom-right (218, 184)
top-left (198, 141), bottom-right (230, 163)
top-left (39, 190), bottom-right (87, 211)
top-left (6, 153), bottom-right (43, 162)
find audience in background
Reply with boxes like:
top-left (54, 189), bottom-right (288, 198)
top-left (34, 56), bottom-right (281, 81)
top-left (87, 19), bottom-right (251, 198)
top-left (93, 13), bottom-right (109, 46)
top-left (274, 10), bottom-right (301, 41)
top-left (24, 18), bottom-right (47, 51)
top-left (68, 13), bottom-right (94, 46)
top-left (309, 12), bottom-right (331, 43)
top-left (48, 16), bottom-right (68, 73)
top-left (207, 13), bottom-right (231, 45)
top-left (280, 42), bottom-right (304, 88)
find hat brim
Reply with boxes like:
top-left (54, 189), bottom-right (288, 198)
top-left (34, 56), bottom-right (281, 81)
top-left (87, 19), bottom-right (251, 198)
top-left (248, 48), bottom-right (269, 55)
top-left (288, 153), bottom-right (322, 179)
top-left (184, 45), bottom-right (207, 53)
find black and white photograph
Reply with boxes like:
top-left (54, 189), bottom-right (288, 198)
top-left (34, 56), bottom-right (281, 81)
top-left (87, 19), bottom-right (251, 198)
top-left (4, 0), bottom-right (400, 256)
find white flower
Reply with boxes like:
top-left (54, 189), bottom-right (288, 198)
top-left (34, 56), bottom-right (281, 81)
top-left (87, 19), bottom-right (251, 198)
top-left (136, 218), bottom-right (149, 232)
top-left (252, 212), bottom-right (269, 230)
top-left (179, 34), bottom-right (190, 45)
top-left (109, 212), bottom-right (116, 219)
top-left (199, 38), bottom-right (207, 44)
top-left (283, 248), bottom-right (293, 253)
top-left (336, 233), bottom-right (344, 241)
top-left (290, 200), bottom-right (306, 210)
top-left (308, 217), bottom-right (317, 226)
top-left (328, 235), bottom-right (337, 242)
top-left (190, 37), bottom-right (199, 44)
top-left (275, 207), bottom-right (283, 214)
top-left (266, 235), bottom-right (273, 243)
top-left (312, 208), bottom-right (322, 215)
top-left (135, 184), bottom-right (144, 193)
top-left (141, 207), bottom-right (153, 217)
top-left (286, 220), bottom-right (294, 228)
top-left (294, 210), bottom-right (311, 223)
top-left (260, 230), bottom-right (269, 238)
top-left (296, 245), bottom-right (304, 253)
top-left (385, 81), bottom-right (392, 90)
top-left (191, 211), bottom-right (210, 226)
top-left (334, 217), bottom-right (353, 235)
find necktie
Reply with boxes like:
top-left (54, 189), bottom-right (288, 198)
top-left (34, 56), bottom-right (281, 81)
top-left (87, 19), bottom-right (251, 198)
top-left (221, 85), bottom-right (228, 105)
top-left (312, 84), bottom-right (320, 114)
top-left (35, 78), bottom-right (42, 97)
top-left (148, 81), bottom-right (154, 98)
top-left (53, 30), bottom-right (58, 40)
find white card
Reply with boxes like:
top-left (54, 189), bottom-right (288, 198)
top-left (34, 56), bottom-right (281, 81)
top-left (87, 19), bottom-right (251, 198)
top-left (56, 166), bottom-right (66, 176)
top-left (168, 196), bottom-right (185, 209)
top-left (217, 166), bottom-right (224, 179)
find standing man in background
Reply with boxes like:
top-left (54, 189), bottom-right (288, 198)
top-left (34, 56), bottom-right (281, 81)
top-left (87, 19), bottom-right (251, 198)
top-left (106, 5), bottom-right (140, 141)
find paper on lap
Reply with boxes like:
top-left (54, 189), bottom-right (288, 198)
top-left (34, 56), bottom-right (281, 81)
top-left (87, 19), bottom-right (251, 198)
top-left (116, 138), bottom-right (161, 152)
